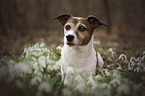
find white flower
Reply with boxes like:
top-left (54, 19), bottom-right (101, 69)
top-left (143, 51), bottom-right (145, 55)
top-left (94, 40), bottom-right (101, 45)
top-left (40, 43), bottom-right (45, 47)
top-left (53, 64), bottom-right (60, 71)
top-left (66, 66), bottom-right (74, 75)
top-left (110, 79), bottom-right (121, 87)
top-left (32, 57), bottom-right (37, 61)
top-left (31, 76), bottom-right (42, 85)
top-left (134, 67), bottom-right (142, 73)
top-left (14, 62), bottom-right (32, 74)
top-left (119, 54), bottom-right (127, 61)
top-left (38, 82), bottom-right (51, 93)
top-left (47, 65), bottom-right (53, 72)
top-left (130, 57), bottom-right (137, 63)
top-left (97, 52), bottom-right (104, 69)
top-left (9, 60), bottom-right (15, 65)
top-left (142, 56), bottom-right (145, 60)
top-left (56, 46), bottom-right (63, 50)
top-left (106, 71), bottom-right (111, 76)
top-left (87, 76), bottom-right (96, 90)
top-left (95, 74), bottom-right (102, 80)
top-left (38, 56), bottom-right (46, 68)
top-left (137, 57), bottom-right (142, 62)
top-left (33, 62), bottom-right (38, 69)
top-left (74, 74), bottom-right (83, 83)
top-left (108, 48), bottom-right (115, 55)
top-left (74, 82), bottom-right (86, 93)
top-left (36, 72), bottom-right (43, 77)
top-left (117, 84), bottom-right (130, 95)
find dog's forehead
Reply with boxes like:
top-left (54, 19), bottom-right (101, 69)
top-left (67, 17), bottom-right (89, 25)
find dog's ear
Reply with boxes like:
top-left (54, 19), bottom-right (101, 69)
top-left (53, 14), bottom-right (72, 26)
top-left (87, 15), bottom-right (108, 31)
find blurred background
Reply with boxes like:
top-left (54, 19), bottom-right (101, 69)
top-left (0, 0), bottom-right (145, 57)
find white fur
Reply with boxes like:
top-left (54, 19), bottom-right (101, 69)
top-left (60, 36), bottom-right (97, 84)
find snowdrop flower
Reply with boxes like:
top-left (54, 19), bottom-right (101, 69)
top-left (95, 74), bottom-right (102, 80)
top-left (117, 84), bottom-right (130, 95)
top-left (128, 64), bottom-right (133, 70)
top-left (40, 43), bottom-right (45, 48)
top-left (134, 67), bottom-right (142, 73)
top-left (137, 57), bottom-right (142, 62)
top-left (87, 76), bottom-right (96, 90)
top-left (74, 74), bottom-right (83, 83)
top-left (142, 55), bottom-right (145, 60)
top-left (14, 62), bottom-right (32, 74)
top-left (106, 71), bottom-right (111, 76)
top-left (143, 51), bottom-right (145, 55)
top-left (110, 79), bottom-right (121, 87)
top-left (31, 76), bottom-right (42, 85)
top-left (36, 72), bottom-right (43, 77)
top-left (32, 57), bottom-right (37, 61)
top-left (66, 66), bottom-right (74, 75)
top-left (108, 48), bottom-right (115, 55)
top-left (38, 56), bottom-right (46, 68)
top-left (56, 46), bottom-right (63, 50)
top-left (53, 64), bottom-right (60, 71)
top-left (94, 40), bottom-right (101, 45)
top-left (130, 57), bottom-right (137, 63)
top-left (119, 54), bottom-right (127, 61)
top-left (33, 62), bottom-right (38, 69)
top-left (9, 60), bottom-right (15, 65)
top-left (47, 59), bottom-right (55, 64)
top-left (74, 82), bottom-right (86, 93)
top-left (47, 65), bottom-right (54, 72)
top-left (23, 48), bottom-right (27, 54)
top-left (97, 52), bottom-right (104, 69)
top-left (38, 82), bottom-right (51, 93)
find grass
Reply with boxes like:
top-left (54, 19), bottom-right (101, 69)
top-left (0, 36), bottom-right (145, 96)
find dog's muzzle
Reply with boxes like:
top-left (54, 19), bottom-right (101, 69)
top-left (66, 35), bottom-right (75, 45)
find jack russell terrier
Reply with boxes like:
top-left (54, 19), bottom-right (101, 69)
top-left (54, 14), bottom-right (108, 84)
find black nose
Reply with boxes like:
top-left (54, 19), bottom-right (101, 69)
top-left (66, 35), bottom-right (74, 42)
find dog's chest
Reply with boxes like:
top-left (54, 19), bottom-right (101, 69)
top-left (61, 45), bottom-right (97, 73)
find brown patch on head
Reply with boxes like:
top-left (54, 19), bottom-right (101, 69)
top-left (65, 17), bottom-right (93, 46)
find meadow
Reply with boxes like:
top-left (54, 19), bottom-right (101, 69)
top-left (0, 31), bottom-right (145, 96)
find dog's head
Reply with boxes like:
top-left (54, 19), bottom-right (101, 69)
top-left (54, 14), bottom-right (108, 47)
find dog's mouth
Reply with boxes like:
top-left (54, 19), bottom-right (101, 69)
top-left (66, 42), bottom-right (76, 46)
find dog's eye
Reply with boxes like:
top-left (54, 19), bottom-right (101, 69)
top-left (78, 26), bottom-right (86, 32)
top-left (65, 25), bottom-right (71, 30)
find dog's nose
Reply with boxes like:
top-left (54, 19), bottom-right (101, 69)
top-left (66, 35), bottom-right (74, 42)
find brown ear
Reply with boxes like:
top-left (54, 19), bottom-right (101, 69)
top-left (87, 15), bottom-right (108, 31)
top-left (53, 14), bottom-right (72, 26)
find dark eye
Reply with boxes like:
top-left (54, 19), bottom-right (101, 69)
top-left (65, 25), bottom-right (71, 30)
top-left (78, 26), bottom-right (86, 31)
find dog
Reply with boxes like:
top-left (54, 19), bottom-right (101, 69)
top-left (54, 14), bottom-right (108, 84)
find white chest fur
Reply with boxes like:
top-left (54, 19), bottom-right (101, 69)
top-left (60, 37), bottom-right (97, 79)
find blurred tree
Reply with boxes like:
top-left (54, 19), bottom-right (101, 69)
top-left (0, 0), bottom-right (144, 36)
